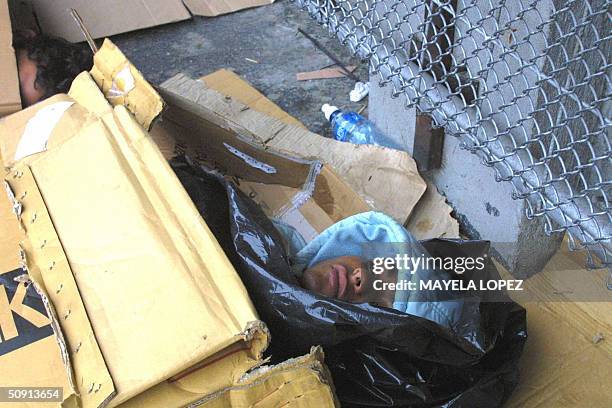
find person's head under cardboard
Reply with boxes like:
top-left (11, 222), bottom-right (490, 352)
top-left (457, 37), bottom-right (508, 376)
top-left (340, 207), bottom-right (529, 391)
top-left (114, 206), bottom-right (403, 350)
top-left (13, 30), bottom-right (93, 107)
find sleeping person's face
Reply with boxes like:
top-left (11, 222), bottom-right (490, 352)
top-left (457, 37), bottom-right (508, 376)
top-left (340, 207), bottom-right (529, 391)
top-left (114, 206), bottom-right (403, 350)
top-left (301, 256), bottom-right (396, 308)
top-left (17, 50), bottom-right (45, 107)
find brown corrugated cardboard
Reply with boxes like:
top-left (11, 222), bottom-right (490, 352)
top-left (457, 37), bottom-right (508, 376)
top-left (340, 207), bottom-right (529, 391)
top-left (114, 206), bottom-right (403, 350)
top-left (0, 0), bottom-right (22, 116)
top-left (1, 40), bottom-right (268, 407)
top-left (6, 162), bottom-right (116, 408)
top-left (155, 78), bottom-right (371, 238)
top-left (165, 73), bottom-right (427, 224)
top-left (501, 244), bottom-right (611, 408)
top-left (183, 0), bottom-right (275, 18)
top-left (201, 69), bottom-right (304, 128)
top-left (405, 181), bottom-right (459, 240)
top-left (194, 347), bottom-right (337, 407)
top-left (89, 39), bottom-right (163, 130)
top-left (120, 347), bottom-right (338, 408)
top-left (28, 0), bottom-right (191, 43)
top-left (25, 0), bottom-right (274, 42)
top-left (0, 162), bottom-right (22, 274)
top-left (200, 69), bottom-right (460, 239)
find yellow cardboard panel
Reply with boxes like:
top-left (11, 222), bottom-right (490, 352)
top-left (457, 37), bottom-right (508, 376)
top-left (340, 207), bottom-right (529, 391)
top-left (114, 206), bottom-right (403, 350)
top-left (1, 43), bottom-right (267, 406)
top-left (90, 39), bottom-right (163, 131)
top-left (501, 242), bottom-right (611, 408)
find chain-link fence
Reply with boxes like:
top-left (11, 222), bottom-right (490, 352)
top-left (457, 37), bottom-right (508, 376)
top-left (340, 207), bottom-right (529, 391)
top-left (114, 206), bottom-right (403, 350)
top-left (294, 0), bottom-right (611, 271)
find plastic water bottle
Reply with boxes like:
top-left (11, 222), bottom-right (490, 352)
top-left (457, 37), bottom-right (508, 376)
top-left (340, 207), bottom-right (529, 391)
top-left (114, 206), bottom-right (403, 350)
top-left (322, 104), bottom-right (401, 149)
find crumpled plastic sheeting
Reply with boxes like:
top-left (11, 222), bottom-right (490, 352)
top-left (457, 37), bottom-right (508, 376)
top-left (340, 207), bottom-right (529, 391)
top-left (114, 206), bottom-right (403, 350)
top-left (171, 157), bottom-right (527, 408)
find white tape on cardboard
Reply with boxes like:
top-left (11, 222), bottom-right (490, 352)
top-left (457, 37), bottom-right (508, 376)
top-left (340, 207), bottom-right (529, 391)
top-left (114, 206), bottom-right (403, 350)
top-left (14, 101), bottom-right (74, 161)
top-left (107, 65), bottom-right (136, 99)
top-left (224, 142), bottom-right (277, 174)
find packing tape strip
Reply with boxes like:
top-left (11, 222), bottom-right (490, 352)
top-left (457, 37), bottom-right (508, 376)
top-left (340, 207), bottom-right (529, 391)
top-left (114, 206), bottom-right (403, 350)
top-left (5, 165), bottom-right (116, 408)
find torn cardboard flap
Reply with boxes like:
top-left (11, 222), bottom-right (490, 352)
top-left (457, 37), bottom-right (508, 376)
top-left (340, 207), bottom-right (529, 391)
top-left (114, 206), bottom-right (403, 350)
top-left (153, 84), bottom-right (315, 189)
top-left (90, 39), bottom-right (163, 130)
top-left (0, 169), bottom-right (23, 274)
top-left (153, 85), bottom-right (370, 237)
top-left (15, 274), bottom-right (77, 401)
top-left (406, 181), bottom-right (460, 240)
top-left (191, 346), bottom-right (338, 407)
top-left (201, 69), bottom-right (304, 128)
top-left (165, 73), bottom-right (426, 224)
top-left (3, 180), bottom-right (22, 218)
top-left (13, 101), bottom-right (75, 162)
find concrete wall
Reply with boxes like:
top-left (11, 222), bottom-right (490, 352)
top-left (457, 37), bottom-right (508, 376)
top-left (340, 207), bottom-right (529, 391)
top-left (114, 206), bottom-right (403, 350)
top-left (364, 0), bottom-right (578, 276)
top-left (369, 76), bottom-right (564, 277)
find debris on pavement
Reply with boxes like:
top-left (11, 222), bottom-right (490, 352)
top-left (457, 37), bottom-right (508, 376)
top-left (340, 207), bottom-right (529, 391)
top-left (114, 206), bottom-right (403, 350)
top-left (296, 65), bottom-right (357, 81)
top-left (297, 27), bottom-right (360, 82)
top-left (349, 81), bottom-right (369, 102)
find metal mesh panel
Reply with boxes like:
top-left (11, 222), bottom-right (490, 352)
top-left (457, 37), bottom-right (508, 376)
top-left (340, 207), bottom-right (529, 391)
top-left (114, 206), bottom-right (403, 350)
top-left (294, 0), bottom-right (611, 270)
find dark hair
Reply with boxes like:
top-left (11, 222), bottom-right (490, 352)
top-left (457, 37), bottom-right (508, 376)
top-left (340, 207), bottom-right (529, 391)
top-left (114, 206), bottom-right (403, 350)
top-left (13, 31), bottom-right (93, 99)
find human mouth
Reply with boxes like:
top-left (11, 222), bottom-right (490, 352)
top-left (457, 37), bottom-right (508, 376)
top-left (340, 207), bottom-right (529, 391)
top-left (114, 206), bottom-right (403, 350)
top-left (327, 265), bottom-right (338, 297)
top-left (332, 264), bottom-right (348, 299)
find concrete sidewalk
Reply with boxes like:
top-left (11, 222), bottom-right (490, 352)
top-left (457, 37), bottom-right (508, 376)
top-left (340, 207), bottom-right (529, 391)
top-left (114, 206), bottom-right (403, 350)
top-left (111, 0), bottom-right (368, 136)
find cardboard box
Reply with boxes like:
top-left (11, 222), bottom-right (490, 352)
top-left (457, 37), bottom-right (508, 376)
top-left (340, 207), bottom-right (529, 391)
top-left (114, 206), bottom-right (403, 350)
top-left (1, 40), bottom-right (268, 407)
top-left (152, 83), bottom-right (371, 240)
top-left (0, 39), bottom-right (341, 408)
top-left (0, 0), bottom-right (21, 117)
top-left (201, 69), bottom-right (306, 128)
top-left (199, 69), bottom-right (460, 240)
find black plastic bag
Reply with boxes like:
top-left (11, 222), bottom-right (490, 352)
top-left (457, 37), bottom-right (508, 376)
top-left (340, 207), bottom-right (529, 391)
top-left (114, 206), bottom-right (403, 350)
top-left (171, 157), bottom-right (527, 407)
